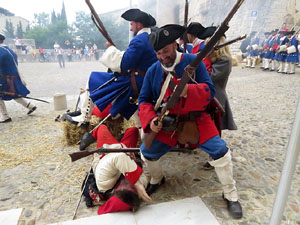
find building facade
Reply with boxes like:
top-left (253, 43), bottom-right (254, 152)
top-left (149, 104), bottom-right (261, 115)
top-left (138, 0), bottom-right (300, 54)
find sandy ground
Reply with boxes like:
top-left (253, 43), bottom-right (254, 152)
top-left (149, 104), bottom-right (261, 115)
top-left (1, 61), bottom-right (300, 225)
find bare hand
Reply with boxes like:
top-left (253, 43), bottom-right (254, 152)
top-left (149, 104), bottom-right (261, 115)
top-left (134, 181), bottom-right (152, 202)
top-left (105, 42), bottom-right (113, 48)
top-left (150, 117), bottom-right (162, 133)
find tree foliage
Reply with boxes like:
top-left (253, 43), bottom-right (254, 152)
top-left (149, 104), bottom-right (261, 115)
top-left (4, 19), bottom-right (15, 38)
top-left (16, 21), bottom-right (24, 39)
top-left (73, 11), bottom-right (129, 50)
top-left (33, 12), bottom-right (50, 27)
top-left (61, 2), bottom-right (67, 23)
top-left (23, 5), bottom-right (130, 50)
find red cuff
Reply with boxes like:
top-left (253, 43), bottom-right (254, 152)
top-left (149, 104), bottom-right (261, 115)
top-left (139, 103), bottom-right (157, 131)
top-left (124, 165), bottom-right (143, 185)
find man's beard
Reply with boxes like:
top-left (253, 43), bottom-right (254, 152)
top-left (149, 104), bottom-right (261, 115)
top-left (160, 56), bottom-right (176, 68)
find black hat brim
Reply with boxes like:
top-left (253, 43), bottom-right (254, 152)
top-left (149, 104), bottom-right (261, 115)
top-left (121, 8), bottom-right (156, 27)
top-left (149, 24), bottom-right (186, 51)
top-left (198, 26), bottom-right (218, 40)
top-left (0, 34), bottom-right (5, 40)
top-left (186, 22), bottom-right (205, 37)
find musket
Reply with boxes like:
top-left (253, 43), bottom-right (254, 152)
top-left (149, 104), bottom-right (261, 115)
top-left (214, 34), bottom-right (247, 50)
top-left (69, 147), bottom-right (192, 162)
top-left (72, 162), bottom-right (93, 220)
top-left (0, 91), bottom-right (50, 103)
top-left (144, 0), bottom-right (245, 148)
top-left (85, 0), bottom-right (116, 46)
top-left (183, 0), bottom-right (189, 53)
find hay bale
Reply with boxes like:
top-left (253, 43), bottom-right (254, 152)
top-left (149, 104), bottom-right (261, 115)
top-left (61, 115), bottom-right (125, 146)
top-left (235, 53), bottom-right (243, 63)
top-left (232, 57), bottom-right (238, 67)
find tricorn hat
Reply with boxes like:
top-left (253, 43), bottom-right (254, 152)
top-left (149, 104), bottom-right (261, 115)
top-left (278, 30), bottom-right (287, 35)
top-left (186, 22), bottom-right (205, 37)
top-left (0, 31), bottom-right (5, 40)
top-left (198, 26), bottom-right (218, 39)
top-left (121, 9), bottom-right (156, 27)
top-left (287, 30), bottom-right (295, 35)
top-left (264, 31), bottom-right (271, 35)
top-left (148, 24), bottom-right (186, 51)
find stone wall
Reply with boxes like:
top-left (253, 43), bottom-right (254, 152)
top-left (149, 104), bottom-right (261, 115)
top-left (138, 0), bottom-right (300, 55)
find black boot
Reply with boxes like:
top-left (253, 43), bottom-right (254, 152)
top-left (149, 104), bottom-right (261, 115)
top-left (0, 118), bottom-right (12, 123)
top-left (146, 177), bottom-right (165, 195)
top-left (27, 106), bottom-right (37, 115)
top-left (203, 161), bottom-right (214, 170)
top-left (223, 197), bottom-right (243, 219)
top-left (80, 132), bottom-right (96, 151)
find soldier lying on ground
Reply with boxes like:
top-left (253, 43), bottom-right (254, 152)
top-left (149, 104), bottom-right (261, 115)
top-left (82, 124), bottom-right (151, 215)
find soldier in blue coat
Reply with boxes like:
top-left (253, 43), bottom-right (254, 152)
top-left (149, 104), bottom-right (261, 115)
top-left (263, 29), bottom-right (277, 70)
top-left (66, 9), bottom-right (157, 129)
top-left (260, 32), bottom-right (270, 69)
top-left (275, 31), bottom-right (289, 73)
top-left (284, 30), bottom-right (299, 74)
top-left (246, 31), bottom-right (259, 68)
top-left (138, 24), bottom-right (243, 219)
top-left (0, 33), bottom-right (37, 123)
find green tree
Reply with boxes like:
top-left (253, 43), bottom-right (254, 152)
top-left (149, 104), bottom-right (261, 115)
top-left (24, 26), bottom-right (48, 48)
top-left (61, 1), bottom-right (67, 23)
top-left (51, 10), bottom-right (57, 24)
top-left (4, 19), bottom-right (15, 38)
top-left (16, 21), bottom-right (24, 38)
top-left (72, 11), bottom-right (129, 50)
top-left (33, 12), bottom-right (49, 27)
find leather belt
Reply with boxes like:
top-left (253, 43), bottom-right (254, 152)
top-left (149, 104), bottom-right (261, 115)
top-left (109, 69), bottom-right (146, 105)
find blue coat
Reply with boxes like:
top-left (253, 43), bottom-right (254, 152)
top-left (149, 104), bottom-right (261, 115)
top-left (276, 36), bottom-right (289, 62)
top-left (89, 31), bottom-right (157, 120)
top-left (0, 45), bottom-right (30, 101)
top-left (286, 37), bottom-right (299, 63)
top-left (264, 36), bottom-right (276, 59)
top-left (249, 37), bottom-right (259, 56)
top-left (138, 53), bottom-right (219, 159)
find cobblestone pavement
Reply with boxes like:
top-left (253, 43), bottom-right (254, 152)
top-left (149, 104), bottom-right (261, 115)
top-left (0, 61), bottom-right (300, 225)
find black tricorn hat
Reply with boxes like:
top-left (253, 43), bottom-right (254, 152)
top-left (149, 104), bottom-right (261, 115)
top-left (264, 31), bottom-right (271, 35)
top-left (278, 30), bottom-right (287, 35)
top-left (148, 24), bottom-right (186, 51)
top-left (198, 26), bottom-right (218, 39)
top-left (121, 9), bottom-right (156, 27)
top-left (186, 22), bottom-right (205, 36)
top-left (0, 32), bottom-right (5, 40)
top-left (287, 30), bottom-right (295, 35)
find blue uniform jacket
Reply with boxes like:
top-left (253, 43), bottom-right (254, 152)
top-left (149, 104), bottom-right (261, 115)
top-left (286, 36), bottom-right (299, 63)
top-left (138, 53), bottom-right (218, 159)
top-left (249, 37), bottom-right (260, 56)
top-left (0, 45), bottom-right (30, 100)
top-left (89, 31), bottom-right (157, 120)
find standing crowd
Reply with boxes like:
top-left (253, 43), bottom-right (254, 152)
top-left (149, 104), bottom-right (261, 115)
top-left (244, 23), bottom-right (300, 74)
